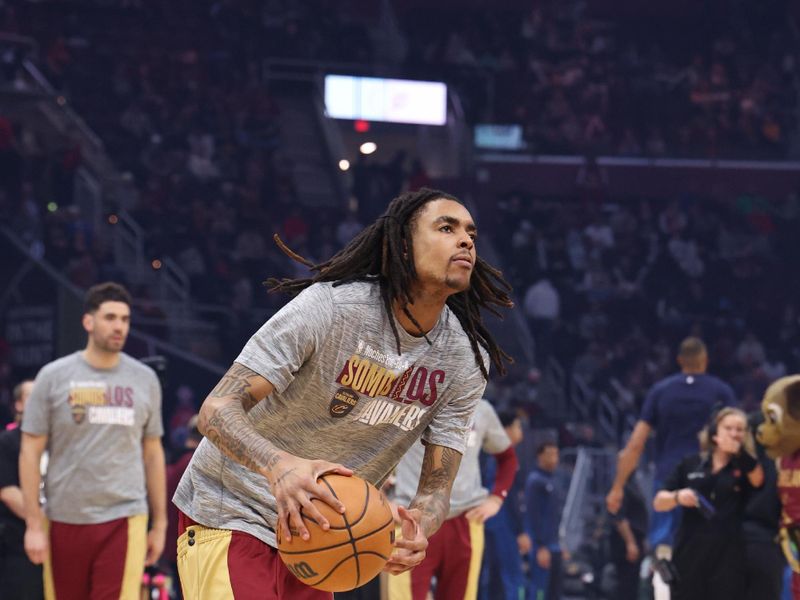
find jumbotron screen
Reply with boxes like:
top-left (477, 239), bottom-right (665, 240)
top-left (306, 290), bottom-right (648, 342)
top-left (324, 75), bottom-right (448, 126)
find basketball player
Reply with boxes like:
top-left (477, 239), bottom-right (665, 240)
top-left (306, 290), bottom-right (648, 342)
top-left (173, 188), bottom-right (514, 600)
top-left (19, 282), bottom-right (167, 600)
top-left (606, 337), bottom-right (735, 597)
top-left (389, 399), bottom-right (518, 600)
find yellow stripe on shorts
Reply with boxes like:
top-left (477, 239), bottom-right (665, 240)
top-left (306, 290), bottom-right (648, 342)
top-left (120, 514), bottom-right (148, 600)
top-left (177, 523), bottom-right (236, 599)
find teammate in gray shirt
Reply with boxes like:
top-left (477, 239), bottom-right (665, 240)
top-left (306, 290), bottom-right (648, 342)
top-left (390, 399), bottom-right (516, 599)
top-left (19, 282), bottom-right (166, 600)
top-left (173, 188), bottom-right (514, 600)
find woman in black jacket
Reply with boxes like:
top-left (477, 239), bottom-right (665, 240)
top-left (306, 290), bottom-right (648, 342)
top-left (653, 407), bottom-right (764, 600)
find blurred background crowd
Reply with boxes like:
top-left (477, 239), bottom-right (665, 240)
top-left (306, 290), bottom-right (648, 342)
top-left (0, 0), bottom-right (798, 597)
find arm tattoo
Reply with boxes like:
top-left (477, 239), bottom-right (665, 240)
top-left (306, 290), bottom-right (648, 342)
top-left (200, 364), bottom-right (281, 475)
top-left (409, 445), bottom-right (462, 537)
top-left (208, 363), bottom-right (263, 412)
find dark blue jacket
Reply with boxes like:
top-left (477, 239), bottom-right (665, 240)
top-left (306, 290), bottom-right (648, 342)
top-left (525, 466), bottom-right (560, 549)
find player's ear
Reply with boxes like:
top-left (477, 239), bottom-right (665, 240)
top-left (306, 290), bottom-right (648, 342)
top-left (82, 312), bottom-right (94, 333)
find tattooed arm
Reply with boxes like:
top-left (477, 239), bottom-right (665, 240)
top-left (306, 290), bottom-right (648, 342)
top-left (409, 443), bottom-right (462, 536)
top-left (384, 443), bottom-right (462, 575)
top-left (198, 362), bottom-right (352, 540)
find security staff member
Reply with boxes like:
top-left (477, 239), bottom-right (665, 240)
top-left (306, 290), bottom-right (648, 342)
top-left (653, 408), bottom-right (763, 600)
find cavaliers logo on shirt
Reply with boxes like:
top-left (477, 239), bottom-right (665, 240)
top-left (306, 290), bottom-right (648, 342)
top-left (329, 388), bottom-right (359, 418)
top-left (330, 340), bottom-right (447, 432)
top-left (68, 381), bottom-right (135, 425)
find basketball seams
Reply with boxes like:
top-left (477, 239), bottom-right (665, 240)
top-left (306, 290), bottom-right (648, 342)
top-left (320, 475), bottom-right (362, 586)
top-left (278, 515), bottom-right (394, 555)
top-left (347, 479), bottom-right (371, 527)
top-left (278, 474), bottom-right (394, 591)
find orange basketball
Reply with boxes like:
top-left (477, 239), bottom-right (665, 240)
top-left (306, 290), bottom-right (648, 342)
top-left (277, 474), bottom-right (395, 592)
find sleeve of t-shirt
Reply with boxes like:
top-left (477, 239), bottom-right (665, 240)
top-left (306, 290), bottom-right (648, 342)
top-left (479, 401), bottom-right (512, 455)
top-left (421, 366), bottom-right (487, 454)
top-left (144, 370), bottom-right (164, 438)
top-left (235, 284), bottom-right (334, 393)
top-left (20, 365), bottom-right (54, 436)
top-left (661, 457), bottom-right (689, 492)
top-left (640, 385), bottom-right (659, 427)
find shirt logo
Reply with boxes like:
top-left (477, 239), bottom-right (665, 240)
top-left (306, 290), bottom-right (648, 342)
top-left (68, 382), bottom-right (135, 425)
top-left (329, 388), bottom-right (359, 418)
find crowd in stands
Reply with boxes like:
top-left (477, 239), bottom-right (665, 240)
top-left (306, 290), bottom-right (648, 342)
top-left (0, 0), bottom-right (377, 312)
top-left (0, 3), bottom-right (799, 598)
top-left (498, 189), bottom-right (800, 422)
top-left (399, 0), bottom-right (800, 159)
top-left (0, 0), bottom-right (796, 437)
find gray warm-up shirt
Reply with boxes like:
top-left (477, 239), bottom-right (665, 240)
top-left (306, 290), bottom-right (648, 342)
top-left (22, 351), bottom-right (163, 524)
top-left (173, 281), bottom-right (488, 547)
top-left (392, 399), bottom-right (511, 518)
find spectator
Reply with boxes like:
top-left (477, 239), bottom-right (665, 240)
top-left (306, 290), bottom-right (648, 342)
top-left (0, 380), bottom-right (42, 600)
top-left (525, 441), bottom-right (566, 600)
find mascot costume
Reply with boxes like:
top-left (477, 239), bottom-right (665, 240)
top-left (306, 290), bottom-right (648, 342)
top-left (757, 374), bottom-right (800, 597)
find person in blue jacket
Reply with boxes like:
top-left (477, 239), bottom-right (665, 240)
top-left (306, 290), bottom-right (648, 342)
top-left (479, 409), bottom-right (529, 600)
top-left (525, 441), bottom-right (565, 600)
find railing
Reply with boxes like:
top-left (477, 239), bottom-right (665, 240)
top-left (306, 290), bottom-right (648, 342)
top-left (559, 447), bottom-right (591, 554)
top-left (2, 34), bottom-right (192, 308)
top-left (597, 391), bottom-right (619, 442)
top-left (559, 447), bottom-right (618, 556)
top-left (110, 210), bottom-right (147, 285)
top-left (1, 225), bottom-right (226, 377)
top-left (537, 356), bottom-right (567, 418)
top-left (569, 374), bottom-right (593, 423)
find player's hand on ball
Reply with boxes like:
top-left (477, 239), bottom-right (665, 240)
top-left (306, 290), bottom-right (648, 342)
top-left (265, 453), bottom-right (353, 542)
top-left (384, 506), bottom-right (427, 575)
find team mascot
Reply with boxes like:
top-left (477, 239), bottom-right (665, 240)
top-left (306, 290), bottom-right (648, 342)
top-left (757, 374), bottom-right (800, 597)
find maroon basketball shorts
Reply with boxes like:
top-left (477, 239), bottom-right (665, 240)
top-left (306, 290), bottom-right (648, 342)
top-left (176, 511), bottom-right (333, 600)
top-left (44, 514), bottom-right (147, 600)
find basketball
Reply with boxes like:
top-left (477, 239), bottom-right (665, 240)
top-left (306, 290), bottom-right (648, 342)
top-left (277, 474), bottom-right (395, 592)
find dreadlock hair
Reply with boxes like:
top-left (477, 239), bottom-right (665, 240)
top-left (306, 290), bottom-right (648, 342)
top-left (265, 188), bottom-right (514, 379)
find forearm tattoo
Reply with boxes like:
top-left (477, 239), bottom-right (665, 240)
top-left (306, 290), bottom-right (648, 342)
top-left (208, 363), bottom-right (263, 412)
top-left (409, 445), bottom-right (461, 537)
top-left (200, 364), bottom-right (282, 475)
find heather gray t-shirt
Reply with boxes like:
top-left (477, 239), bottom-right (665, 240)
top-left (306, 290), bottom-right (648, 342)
top-left (392, 399), bottom-right (510, 518)
top-left (22, 351), bottom-right (163, 524)
top-left (173, 281), bottom-right (488, 547)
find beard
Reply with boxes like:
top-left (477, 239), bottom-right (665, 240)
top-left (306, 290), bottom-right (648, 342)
top-left (94, 334), bottom-right (126, 353)
top-left (445, 273), bottom-right (471, 292)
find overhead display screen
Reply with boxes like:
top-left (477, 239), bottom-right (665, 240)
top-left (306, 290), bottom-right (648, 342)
top-left (324, 75), bottom-right (447, 126)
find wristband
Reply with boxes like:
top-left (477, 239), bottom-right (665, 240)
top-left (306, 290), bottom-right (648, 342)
top-left (674, 490), bottom-right (680, 506)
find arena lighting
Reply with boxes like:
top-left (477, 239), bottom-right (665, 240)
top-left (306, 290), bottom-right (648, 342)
top-left (339, 159), bottom-right (350, 171)
top-left (151, 259), bottom-right (162, 270)
top-left (108, 214), bottom-right (119, 224)
top-left (47, 202), bottom-right (58, 212)
top-left (354, 120), bottom-right (370, 132)
top-left (359, 142), bottom-right (377, 155)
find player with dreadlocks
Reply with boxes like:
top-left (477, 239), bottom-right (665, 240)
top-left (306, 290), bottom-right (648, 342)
top-left (173, 188), bottom-right (514, 600)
